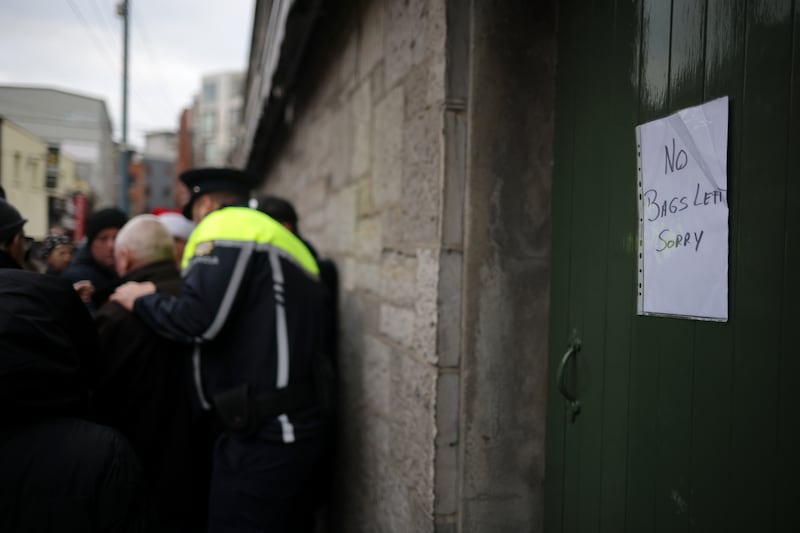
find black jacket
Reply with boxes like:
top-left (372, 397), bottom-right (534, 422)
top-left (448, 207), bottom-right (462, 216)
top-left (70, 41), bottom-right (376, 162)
top-left (0, 270), bottom-right (95, 422)
top-left (62, 244), bottom-right (118, 292)
top-left (134, 207), bottom-right (332, 443)
top-left (0, 269), bottom-right (149, 532)
top-left (0, 249), bottom-right (20, 269)
top-left (93, 260), bottom-right (208, 532)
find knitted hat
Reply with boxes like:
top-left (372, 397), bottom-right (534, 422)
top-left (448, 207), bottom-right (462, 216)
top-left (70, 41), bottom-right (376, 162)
top-left (85, 208), bottom-right (127, 243)
top-left (0, 199), bottom-right (27, 243)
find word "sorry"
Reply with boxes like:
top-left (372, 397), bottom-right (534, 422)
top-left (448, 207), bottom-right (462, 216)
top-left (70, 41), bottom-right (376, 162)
top-left (656, 228), bottom-right (704, 252)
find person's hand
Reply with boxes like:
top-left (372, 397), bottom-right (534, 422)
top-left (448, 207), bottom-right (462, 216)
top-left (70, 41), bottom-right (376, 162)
top-left (72, 280), bottom-right (94, 303)
top-left (110, 281), bottom-right (157, 311)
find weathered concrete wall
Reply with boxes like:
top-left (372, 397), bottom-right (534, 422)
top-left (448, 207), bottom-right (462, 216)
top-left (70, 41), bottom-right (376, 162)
top-left (459, 1), bottom-right (557, 532)
top-left (257, 0), bottom-right (447, 530)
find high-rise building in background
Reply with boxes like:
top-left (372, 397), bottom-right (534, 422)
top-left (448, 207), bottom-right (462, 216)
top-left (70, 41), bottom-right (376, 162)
top-left (128, 131), bottom-right (177, 214)
top-left (0, 86), bottom-right (116, 209)
top-left (174, 109), bottom-right (193, 208)
top-left (142, 131), bottom-right (177, 212)
top-left (191, 71), bottom-right (244, 167)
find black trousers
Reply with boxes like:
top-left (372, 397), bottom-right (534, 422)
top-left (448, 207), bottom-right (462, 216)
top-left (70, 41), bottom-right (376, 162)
top-left (208, 429), bottom-right (328, 533)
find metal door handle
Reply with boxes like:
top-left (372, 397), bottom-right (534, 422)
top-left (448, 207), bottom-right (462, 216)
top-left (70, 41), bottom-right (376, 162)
top-left (557, 336), bottom-right (582, 421)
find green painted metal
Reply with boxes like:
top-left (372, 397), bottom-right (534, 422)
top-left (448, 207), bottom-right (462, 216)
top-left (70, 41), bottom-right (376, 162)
top-left (545, 1), bottom-right (800, 532)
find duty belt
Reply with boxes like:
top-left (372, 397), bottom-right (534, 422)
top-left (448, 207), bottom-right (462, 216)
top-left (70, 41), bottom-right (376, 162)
top-left (213, 382), bottom-right (316, 435)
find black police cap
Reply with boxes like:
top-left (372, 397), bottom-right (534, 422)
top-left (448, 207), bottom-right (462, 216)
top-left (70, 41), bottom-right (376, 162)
top-left (180, 167), bottom-right (254, 219)
top-left (0, 199), bottom-right (27, 243)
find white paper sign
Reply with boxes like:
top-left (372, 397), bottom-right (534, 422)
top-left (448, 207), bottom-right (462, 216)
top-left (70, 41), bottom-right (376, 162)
top-left (636, 97), bottom-right (729, 321)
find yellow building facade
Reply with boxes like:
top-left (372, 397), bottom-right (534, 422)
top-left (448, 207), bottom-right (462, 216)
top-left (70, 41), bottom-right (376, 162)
top-left (0, 117), bottom-right (85, 239)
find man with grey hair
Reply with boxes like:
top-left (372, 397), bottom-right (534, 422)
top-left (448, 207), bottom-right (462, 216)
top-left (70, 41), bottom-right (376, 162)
top-left (93, 215), bottom-right (209, 532)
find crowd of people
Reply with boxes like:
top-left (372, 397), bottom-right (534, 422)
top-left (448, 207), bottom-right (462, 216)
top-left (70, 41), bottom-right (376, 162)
top-left (0, 169), bottom-right (338, 532)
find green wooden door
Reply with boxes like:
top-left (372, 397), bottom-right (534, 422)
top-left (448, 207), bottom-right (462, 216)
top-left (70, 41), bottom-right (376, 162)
top-left (544, 1), bottom-right (799, 532)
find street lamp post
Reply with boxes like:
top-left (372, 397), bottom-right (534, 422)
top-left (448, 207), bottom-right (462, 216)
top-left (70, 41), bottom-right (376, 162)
top-left (117, 0), bottom-right (130, 213)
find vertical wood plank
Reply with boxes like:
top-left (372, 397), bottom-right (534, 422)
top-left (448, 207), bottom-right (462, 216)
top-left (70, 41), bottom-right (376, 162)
top-left (730, 0), bottom-right (793, 530)
top-left (688, 1), bottom-right (745, 531)
top-left (544, 0), bottom-right (579, 529)
top-left (561, 0), bottom-right (609, 530)
top-left (777, 4), bottom-right (800, 531)
top-left (626, 2), bottom-right (673, 532)
top-left (598, 1), bottom-right (642, 531)
top-left (573, 2), bottom-right (620, 532)
top-left (651, 2), bottom-right (706, 532)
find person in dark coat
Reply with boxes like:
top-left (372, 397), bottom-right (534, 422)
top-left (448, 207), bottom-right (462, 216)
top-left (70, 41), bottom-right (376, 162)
top-left (0, 198), bottom-right (27, 269)
top-left (254, 194), bottom-right (340, 531)
top-left (92, 214), bottom-right (209, 532)
top-left (0, 268), bottom-right (150, 532)
top-left (62, 207), bottom-right (128, 309)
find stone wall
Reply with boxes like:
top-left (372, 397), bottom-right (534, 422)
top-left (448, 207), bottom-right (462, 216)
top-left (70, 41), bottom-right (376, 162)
top-left (256, 1), bottom-right (447, 530)
top-left (253, 1), bottom-right (558, 531)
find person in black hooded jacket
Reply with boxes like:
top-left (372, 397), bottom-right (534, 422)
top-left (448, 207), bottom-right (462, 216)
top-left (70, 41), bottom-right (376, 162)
top-left (0, 269), bottom-right (150, 532)
top-left (62, 207), bottom-right (128, 312)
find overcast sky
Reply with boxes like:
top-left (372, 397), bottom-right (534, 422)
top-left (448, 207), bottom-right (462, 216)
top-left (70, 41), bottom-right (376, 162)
top-left (0, 0), bottom-right (254, 150)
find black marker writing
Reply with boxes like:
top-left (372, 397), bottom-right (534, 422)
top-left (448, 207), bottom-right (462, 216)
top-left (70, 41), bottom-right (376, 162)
top-left (693, 182), bottom-right (727, 206)
top-left (656, 228), bottom-right (705, 252)
top-left (664, 138), bottom-right (688, 174)
top-left (644, 189), bottom-right (689, 222)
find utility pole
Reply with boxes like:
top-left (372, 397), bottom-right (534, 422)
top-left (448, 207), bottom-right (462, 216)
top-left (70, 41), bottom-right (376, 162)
top-left (117, 0), bottom-right (130, 213)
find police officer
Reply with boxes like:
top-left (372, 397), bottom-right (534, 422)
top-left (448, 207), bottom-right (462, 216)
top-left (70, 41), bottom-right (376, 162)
top-left (111, 168), bottom-right (332, 532)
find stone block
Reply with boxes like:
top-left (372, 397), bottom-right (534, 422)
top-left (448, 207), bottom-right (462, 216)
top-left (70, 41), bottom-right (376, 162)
top-left (385, 0), bottom-right (430, 88)
top-left (387, 353), bottom-right (436, 516)
top-left (353, 259), bottom-right (381, 295)
top-left (355, 215), bottom-right (382, 260)
top-left (362, 335), bottom-right (392, 416)
top-left (379, 302), bottom-right (415, 348)
top-left (331, 184), bottom-right (357, 252)
top-left (372, 85), bottom-right (405, 209)
top-left (350, 81), bottom-right (372, 178)
top-left (399, 98), bottom-right (442, 246)
top-left (341, 256), bottom-right (356, 293)
top-left (356, 178), bottom-right (375, 217)
top-left (414, 248), bottom-right (439, 363)
top-left (329, 105), bottom-right (355, 192)
top-left (380, 250), bottom-right (417, 306)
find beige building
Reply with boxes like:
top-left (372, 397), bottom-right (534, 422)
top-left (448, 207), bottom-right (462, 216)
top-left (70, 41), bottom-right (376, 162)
top-left (0, 117), bottom-right (48, 238)
top-left (0, 116), bottom-right (85, 238)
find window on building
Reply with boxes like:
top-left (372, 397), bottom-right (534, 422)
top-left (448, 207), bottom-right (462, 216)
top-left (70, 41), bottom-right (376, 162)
top-left (203, 111), bottom-right (216, 135)
top-left (229, 108), bottom-right (240, 129)
top-left (234, 77), bottom-right (244, 97)
top-left (13, 152), bottom-right (21, 181)
top-left (27, 157), bottom-right (39, 188)
top-left (203, 80), bottom-right (217, 102)
top-left (204, 142), bottom-right (217, 163)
